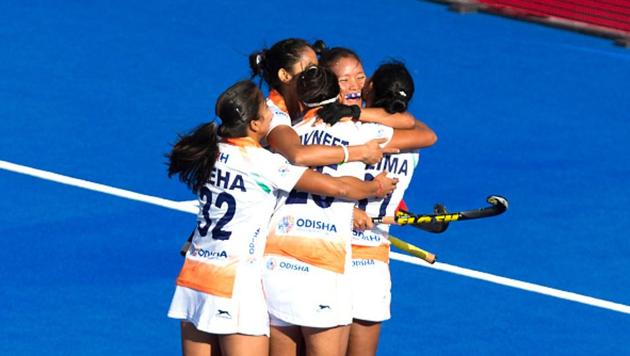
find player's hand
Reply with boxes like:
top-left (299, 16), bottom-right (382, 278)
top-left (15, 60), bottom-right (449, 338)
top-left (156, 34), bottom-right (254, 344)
top-left (353, 207), bottom-right (374, 231)
top-left (373, 171), bottom-right (398, 198)
top-left (361, 138), bottom-right (399, 165)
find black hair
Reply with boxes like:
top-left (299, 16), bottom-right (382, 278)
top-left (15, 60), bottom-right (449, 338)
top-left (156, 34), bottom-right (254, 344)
top-left (370, 61), bottom-right (414, 114)
top-left (318, 47), bottom-right (362, 69)
top-left (249, 38), bottom-right (325, 91)
top-left (167, 80), bottom-right (264, 192)
top-left (297, 65), bottom-right (339, 105)
top-left (296, 66), bottom-right (360, 125)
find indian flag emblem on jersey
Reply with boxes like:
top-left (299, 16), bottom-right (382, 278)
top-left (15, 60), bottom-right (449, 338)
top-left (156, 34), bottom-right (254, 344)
top-left (277, 215), bottom-right (295, 234)
top-left (251, 173), bottom-right (271, 193)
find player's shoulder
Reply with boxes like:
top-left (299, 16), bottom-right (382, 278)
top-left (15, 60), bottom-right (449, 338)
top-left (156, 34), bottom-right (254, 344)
top-left (267, 99), bottom-right (289, 117)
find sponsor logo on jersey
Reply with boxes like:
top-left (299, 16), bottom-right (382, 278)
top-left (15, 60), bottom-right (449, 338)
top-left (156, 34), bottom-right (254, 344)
top-left (272, 108), bottom-right (288, 117)
top-left (190, 246), bottom-right (228, 260)
top-left (279, 261), bottom-right (310, 273)
top-left (352, 230), bottom-right (382, 243)
top-left (352, 259), bottom-right (376, 267)
top-left (295, 218), bottom-right (337, 233)
top-left (278, 216), bottom-right (337, 234)
top-left (266, 258), bottom-right (277, 270)
top-left (277, 216), bottom-right (295, 234)
top-left (248, 228), bottom-right (260, 256)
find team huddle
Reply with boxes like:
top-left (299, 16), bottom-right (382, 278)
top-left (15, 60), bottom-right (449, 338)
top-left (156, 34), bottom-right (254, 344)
top-left (166, 38), bottom-right (437, 356)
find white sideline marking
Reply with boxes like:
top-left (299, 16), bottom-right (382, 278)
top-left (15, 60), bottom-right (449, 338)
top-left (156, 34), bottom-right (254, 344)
top-left (178, 199), bottom-right (199, 208)
top-left (0, 160), bottom-right (197, 214)
top-left (391, 252), bottom-right (630, 315)
top-left (2, 159), bottom-right (629, 315)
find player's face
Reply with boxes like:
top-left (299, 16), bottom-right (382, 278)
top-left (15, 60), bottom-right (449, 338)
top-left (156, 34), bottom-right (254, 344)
top-left (256, 100), bottom-right (273, 137)
top-left (329, 56), bottom-right (366, 106)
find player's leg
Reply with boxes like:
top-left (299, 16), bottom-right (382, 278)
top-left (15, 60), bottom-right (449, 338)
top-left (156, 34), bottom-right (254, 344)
top-left (302, 325), bottom-right (350, 356)
top-left (346, 320), bottom-right (381, 356)
top-left (269, 325), bottom-right (304, 356)
top-left (180, 321), bottom-right (221, 356)
top-left (219, 333), bottom-right (268, 356)
top-left (337, 324), bottom-right (351, 356)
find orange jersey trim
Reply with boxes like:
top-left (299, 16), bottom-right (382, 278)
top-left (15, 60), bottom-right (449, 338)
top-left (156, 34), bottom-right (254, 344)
top-left (351, 244), bottom-right (390, 264)
top-left (268, 90), bottom-right (288, 113)
top-left (292, 108), bottom-right (320, 129)
top-left (265, 233), bottom-right (346, 273)
top-left (301, 108), bottom-right (319, 122)
top-left (176, 258), bottom-right (238, 298)
top-left (223, 136), bottom-right (262, 148)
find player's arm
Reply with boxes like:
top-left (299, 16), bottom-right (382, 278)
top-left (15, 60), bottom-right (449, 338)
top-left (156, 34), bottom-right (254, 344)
top-left (359, 108), bottom-right (416, 129)
top-left (294, 170), bottom-right (397, 200)
top-left (267, 125), bottom-right (394, 166)
top-left (385, 120), bottom-right (437, 151)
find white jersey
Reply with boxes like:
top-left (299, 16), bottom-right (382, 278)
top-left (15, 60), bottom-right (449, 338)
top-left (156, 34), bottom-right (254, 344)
top-left (263, 114), bottom-right (393, 327)
top-left (266, 89), bottom-right (292, 134)
top-left (349, 123), bottom-right (420, 322)
top-left (168, 137), bottom-right (307, 335)
top-left (352, 150), bottom-right (420, 255)
top-left (350, 149), bottom-right (419, 322)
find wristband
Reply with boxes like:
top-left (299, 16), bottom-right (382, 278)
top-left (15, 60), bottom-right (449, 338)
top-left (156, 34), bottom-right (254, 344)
top-left (340, 145), bottom-right (349, 164)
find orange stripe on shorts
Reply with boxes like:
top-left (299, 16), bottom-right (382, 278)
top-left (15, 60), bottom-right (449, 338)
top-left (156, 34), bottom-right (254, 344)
top-left (352, 244), bottom-right (390, 264)
top-left (176, 258), bottom-right (237, 298)
top-left (265, 233), bottom-right (346, 273)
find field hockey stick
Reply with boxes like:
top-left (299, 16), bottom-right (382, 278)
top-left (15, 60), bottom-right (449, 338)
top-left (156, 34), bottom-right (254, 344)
top-left (373, 195), bottom-right (508, 227)
top-left (180, 229), bottom-right (195, 256)
top-left (388, 234), bottom-right (436, 264)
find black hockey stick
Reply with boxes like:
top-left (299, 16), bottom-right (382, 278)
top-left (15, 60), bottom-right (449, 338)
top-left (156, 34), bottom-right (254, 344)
top-left (180, 229), bottom-right (195, 256)
top-left (372, 195), bottom-right (508, 227)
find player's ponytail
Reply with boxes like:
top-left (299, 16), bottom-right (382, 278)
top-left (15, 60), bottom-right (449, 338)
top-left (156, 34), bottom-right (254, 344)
top-left (249, 38), bottom-right (315, 91)
top-left (167, 122), bottom-right (220, 192)
top-left (311, 39), bottom-right (327, 56)
top-left (248, 50), bottom-right (267, 79)
top-left (168, 80), bottom-right (264, 192)
top-left (370, 60), bottom-right (415, 114)
top-left (376, 85), bottom-right (409, 113)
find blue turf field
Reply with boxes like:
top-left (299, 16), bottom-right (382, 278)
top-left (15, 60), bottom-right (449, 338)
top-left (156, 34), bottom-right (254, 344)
top-left (1, 1), bottom-right (629, 355)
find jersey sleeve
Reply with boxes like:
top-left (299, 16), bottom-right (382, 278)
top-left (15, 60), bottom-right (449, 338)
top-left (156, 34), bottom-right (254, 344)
top-left (259, 151), bottom-right (307, 193)
top-left (266, 100), bottom-right (293, 135)
top-left (356, 122), bottom-right (394, 146)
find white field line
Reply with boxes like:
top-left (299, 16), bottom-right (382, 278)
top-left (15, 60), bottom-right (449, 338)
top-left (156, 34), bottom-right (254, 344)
top-left (391, 252), bottom-right (630, 314)
top-left (0, 160), bottom-right (197, 214)
top-left (2, 159), bottom-right (629, 315)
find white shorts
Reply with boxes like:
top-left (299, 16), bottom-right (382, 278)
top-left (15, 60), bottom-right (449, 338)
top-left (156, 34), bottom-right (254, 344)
top-left (167, 260), bottom-right (270, 336)
top-left (268, 313), bottom-right (293, 327)
top-left (350, 258), bottom-right (391, 322)
top-left (262, 255), bottom-right (353, 328)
